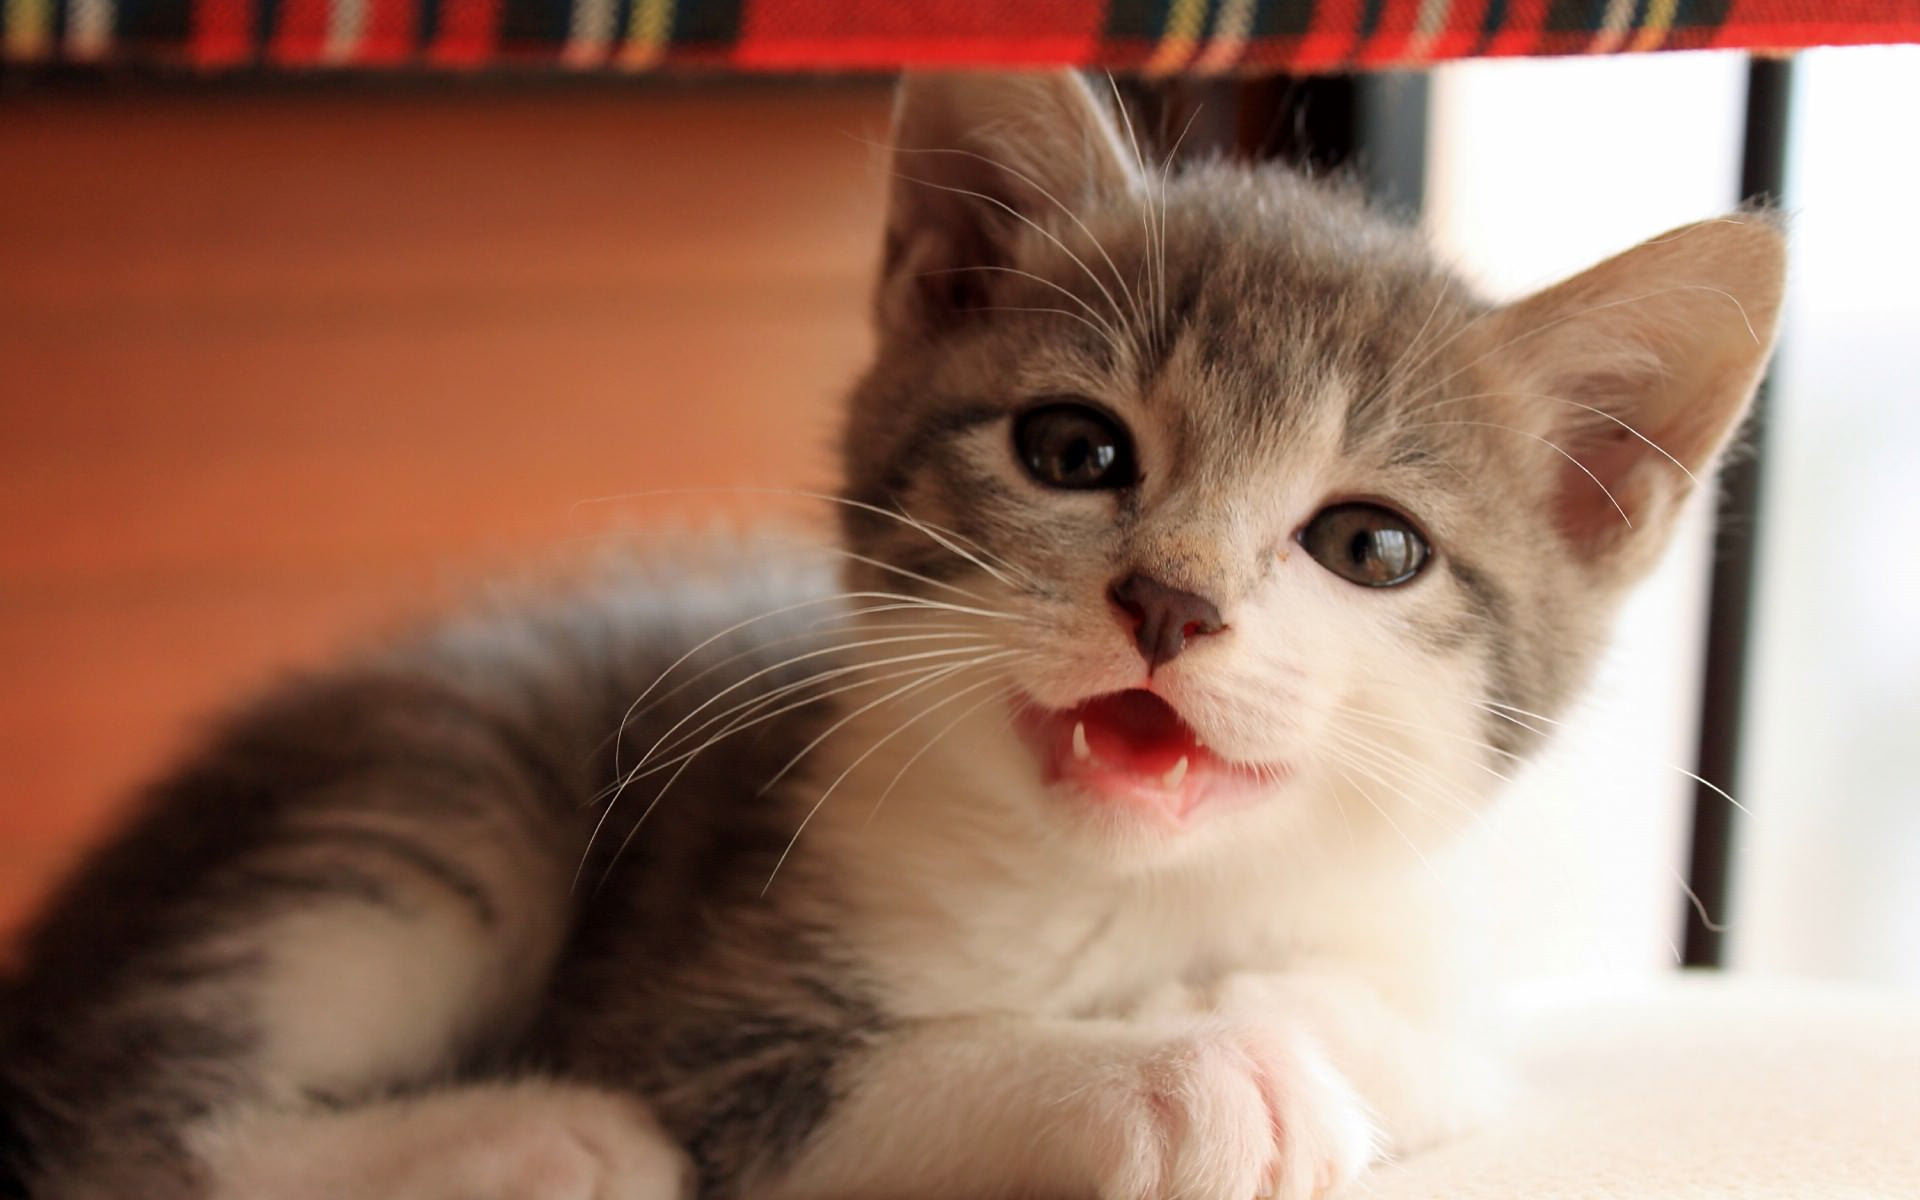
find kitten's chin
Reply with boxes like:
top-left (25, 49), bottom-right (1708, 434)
top-left (1013, 689), bottom-right (1287, 831)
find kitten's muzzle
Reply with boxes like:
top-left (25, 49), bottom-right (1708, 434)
top-left (1109, 573), bottom-right (1225, 673)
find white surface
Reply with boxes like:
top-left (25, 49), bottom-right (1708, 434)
top-left (1357, 976), bottom-right (1920, 1198)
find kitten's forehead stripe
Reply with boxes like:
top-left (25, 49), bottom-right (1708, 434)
top-left (1118, 198), bottom-right (1458, 485)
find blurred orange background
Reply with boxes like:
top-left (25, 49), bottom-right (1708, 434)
top-left (0, 80), bottom-right (891, 938)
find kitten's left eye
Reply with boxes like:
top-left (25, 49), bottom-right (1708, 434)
top-left (1013, 402), bottom-right (1137, 490)
top-left (1299, 502), bottom-right (1431, 587)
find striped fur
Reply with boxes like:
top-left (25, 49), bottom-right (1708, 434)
top-left (0, 72), bottom-right (1782, 1200)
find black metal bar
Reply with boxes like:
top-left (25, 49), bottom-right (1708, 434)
top-left (1680, 55), bottom-right (1795, 969)
top-left (1356, 71), bottom-right (1429, 216)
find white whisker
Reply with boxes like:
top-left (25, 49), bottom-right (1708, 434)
top-left (866, 682), bottom-right (1020, 824)
top-left (1401, 283), bottom-right (1758, 413)
top-left (765, 670), bottom-right (1020, 893)
top-left (1325, 726), bottom-right (1495, 835)
top-left (1416, 388), bottom-right (1698, 487)
top-left (1367, 275), bottom-right (1456, 408)
top-left (627, 613), bottom-right (993, 725)
top-left (626, 639), bottom-right (1005, 786)
top-left (819, 543), bottom-right (1006, 605)
top-left (614, 630), bottom-right (1000, 774)
top-left (640, 646), bottom-right (1009, 782)
top-left (891, 143), bottom-right (1145, 334)
top-left (1153, 103), bottom-right (1199, 350)
top-left (919, 264), bottom-right (1129, 353)
top-left (967, 303), bottom-right (1129, 348)
top-left (1325, 741), bottom-right (1450, 829)
top-left (600, 592), bottom-right (899, 780)
top-left (611, 657), bottom-right (990, 810)
top-left (1327, 759), bottom-right (1441, 882)
top-left (884, 497), bottom-right (1044, 593)
top-left (1416, 418), bottom-right (1633, 529)
top-left (1367, 293), bottom-right (1502, 408)
top-left (808, 610), bottom-right (994, 635)
top-left (755, 648), bottom-right (1026, 799)
top-left (1106, 74), bottom-right (1162, 338)
top-left (1330, 701), bottom-right (1525, 768)
top-left (569, 485), bottom-right (1040, 593)
top-left (1475, 699), bottom-right (1750, 818)
top-left (1673, 864), bottom-right (1730, 934)
top-left (582, 652), bottom-right (1008, 893)
top-left (889, 170), bottom-right (1138, 353)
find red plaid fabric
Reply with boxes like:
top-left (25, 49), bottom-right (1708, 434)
top-left (4, 0), bottom-right (1916, 72)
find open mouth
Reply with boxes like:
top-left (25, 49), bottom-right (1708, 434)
top-left (1016, 688), bottom-right (1275, 825)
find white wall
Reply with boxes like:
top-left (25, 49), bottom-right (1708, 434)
top-left (1732, 47), bottom-right (1920, 987)
top-left (1422, 53), bottom-right (1749, 984)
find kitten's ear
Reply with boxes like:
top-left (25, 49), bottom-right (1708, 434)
top-left (1477, 216), bottom-right (1786, 579)
top-left (877, 71), bottom-right (1141, 338)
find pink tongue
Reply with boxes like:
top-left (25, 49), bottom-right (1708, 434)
top-left (1075, 690), bottom-right (1203, 774)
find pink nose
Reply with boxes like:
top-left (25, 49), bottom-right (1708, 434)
top-left (1109, 573), bottom-right (1225, 671)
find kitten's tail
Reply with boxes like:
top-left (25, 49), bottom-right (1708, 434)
top-left (0, 982), bottom-right (37, 1199)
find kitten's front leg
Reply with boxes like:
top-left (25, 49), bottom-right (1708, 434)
top-left (763, 1013), bottom-right (1376, 1200)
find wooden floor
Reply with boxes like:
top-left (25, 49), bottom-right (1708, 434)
top-left (0, 80), bottom-right (892, 938)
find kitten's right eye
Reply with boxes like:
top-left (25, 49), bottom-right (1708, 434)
top-left (1013, 402), bottom-right (1137, 490)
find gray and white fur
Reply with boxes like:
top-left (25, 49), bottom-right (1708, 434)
top-left (0, 72), bottom-right (1784, 1200)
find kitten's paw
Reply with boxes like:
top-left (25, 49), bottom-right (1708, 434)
top-left (461, 1086), bottom-right (692, 1200)
top-left (196, 1081), bottom-right (692, 1200)
top-left (1088, 1026), bottom-right (1377, 1200)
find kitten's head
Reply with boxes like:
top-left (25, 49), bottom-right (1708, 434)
top-left (837, 72), bottom-right (1783, 871)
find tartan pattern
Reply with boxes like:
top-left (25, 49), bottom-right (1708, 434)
top-left (4, 0), bottom-right (1916, 71)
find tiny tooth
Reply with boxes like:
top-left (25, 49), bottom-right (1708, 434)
top-left (1163, 756), bottom-right (1189, 789)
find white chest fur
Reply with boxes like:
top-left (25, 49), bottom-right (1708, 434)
top-left (798, 709), bottom-right (1447, 1022)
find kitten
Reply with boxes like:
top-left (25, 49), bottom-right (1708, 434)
top-left (0, 71), bottom-right (1783, 1200)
